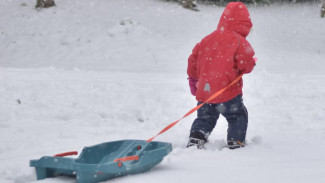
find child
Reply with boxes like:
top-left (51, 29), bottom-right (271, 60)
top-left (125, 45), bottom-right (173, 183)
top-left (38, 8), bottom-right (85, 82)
top-left (187, 2), bottom-right (256, 149)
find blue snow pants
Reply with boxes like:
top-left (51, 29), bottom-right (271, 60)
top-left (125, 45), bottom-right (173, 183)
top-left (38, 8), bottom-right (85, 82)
top-left (190, 95), bottom-right (248, 142)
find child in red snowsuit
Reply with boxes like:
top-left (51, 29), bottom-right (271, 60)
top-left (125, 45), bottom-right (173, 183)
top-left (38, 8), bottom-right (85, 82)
top-left (187, 2), bottom-right (256, 149)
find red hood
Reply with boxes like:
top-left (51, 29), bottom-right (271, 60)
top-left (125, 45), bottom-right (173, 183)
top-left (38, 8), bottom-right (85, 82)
top-left (217, 2), bottom-right (252, 37)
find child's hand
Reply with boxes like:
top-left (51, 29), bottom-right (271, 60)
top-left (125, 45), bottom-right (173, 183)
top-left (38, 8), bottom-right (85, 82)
top-left (253, 57), bottom-right (258, 66)
top-left (188, 78), bottom-right (198, 96)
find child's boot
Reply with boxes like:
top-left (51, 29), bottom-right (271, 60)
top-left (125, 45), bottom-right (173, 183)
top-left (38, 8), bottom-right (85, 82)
top-left (227, 140), bottom-right (245, 149)
top-left (187, 131), bottom-right (207, 149)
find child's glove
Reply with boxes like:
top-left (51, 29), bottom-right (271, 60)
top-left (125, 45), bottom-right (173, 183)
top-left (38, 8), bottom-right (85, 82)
top-left (253, 57), bottom-right (258, 65)
top-left (188, 78), bottom-right (198, 96)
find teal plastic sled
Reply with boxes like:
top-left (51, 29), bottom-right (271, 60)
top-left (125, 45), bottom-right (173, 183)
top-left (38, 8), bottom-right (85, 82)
top-left (30, 140), bottom-right (172, 183)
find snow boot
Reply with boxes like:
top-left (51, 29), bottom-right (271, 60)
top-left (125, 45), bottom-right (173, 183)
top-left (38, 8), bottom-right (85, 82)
top-left (187, 131), bottom-right (207, 149)
top-left (227, 140), bottom-right (245, 149)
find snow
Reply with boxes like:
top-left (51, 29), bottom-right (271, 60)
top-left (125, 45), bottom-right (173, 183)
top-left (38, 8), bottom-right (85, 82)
top-left (1, 0), bottom-right (325, 183)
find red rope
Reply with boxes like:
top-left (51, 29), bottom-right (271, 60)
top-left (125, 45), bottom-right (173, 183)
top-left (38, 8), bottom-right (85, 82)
top-left (146, 74), bottom-right (243, 142)
top-left (114, 155), bottom-right (139, 162)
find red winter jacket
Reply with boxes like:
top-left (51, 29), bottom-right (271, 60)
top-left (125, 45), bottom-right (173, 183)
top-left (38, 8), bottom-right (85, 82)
top-left (187, 2), bottom-right (255, 103)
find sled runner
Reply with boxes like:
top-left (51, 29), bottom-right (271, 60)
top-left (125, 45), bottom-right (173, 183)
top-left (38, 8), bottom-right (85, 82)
top-left (30, 140), bottom-right (172, 183)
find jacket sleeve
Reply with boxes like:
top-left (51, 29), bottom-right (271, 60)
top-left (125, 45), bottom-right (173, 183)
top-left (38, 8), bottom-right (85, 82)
top-left (187, 43), bottom-right (200, 79)
top-left (234, 38), bottom-right (255, 74)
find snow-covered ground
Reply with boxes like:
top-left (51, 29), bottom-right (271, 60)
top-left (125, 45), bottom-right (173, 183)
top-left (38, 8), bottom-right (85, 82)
top-left (1, 0), bottom-right (325, 183)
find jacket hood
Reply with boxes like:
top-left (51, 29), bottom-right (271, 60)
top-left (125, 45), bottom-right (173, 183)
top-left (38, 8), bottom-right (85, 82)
top-left (217, 2), bottom-right (252, 37)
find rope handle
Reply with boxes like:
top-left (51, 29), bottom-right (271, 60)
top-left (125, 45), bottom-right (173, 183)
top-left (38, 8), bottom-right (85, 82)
top-left (54, 151), bottom-right (78, 157)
